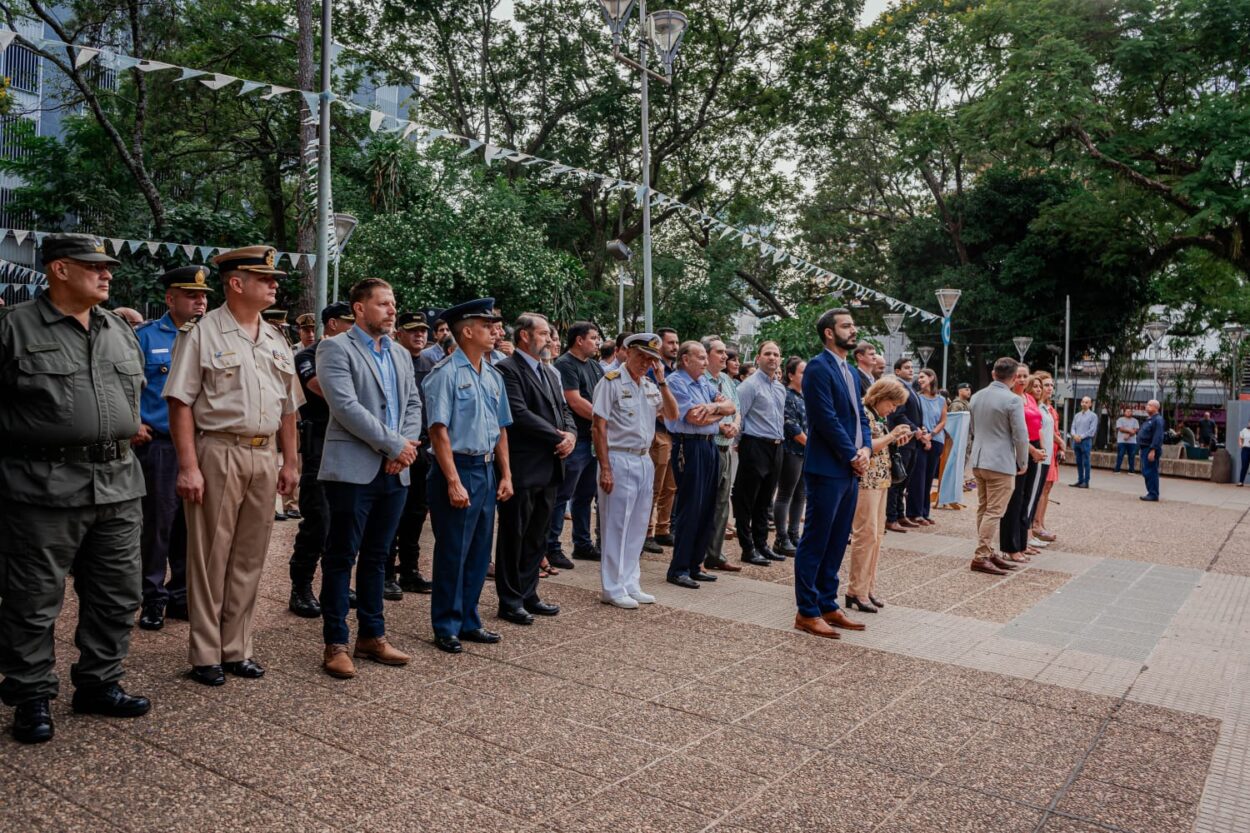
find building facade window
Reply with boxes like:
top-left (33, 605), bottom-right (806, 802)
top-left (4, 44), bottom-right (41, 93)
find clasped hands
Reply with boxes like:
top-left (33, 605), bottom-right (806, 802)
top-left (385, 439), bottom-right (421, 475)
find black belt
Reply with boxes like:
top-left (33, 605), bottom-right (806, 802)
top-left (742, 434), bottom-right (783, 445)
top-left (2, 439), bottom-right (131, 463)
top-left (672, 433), bottom-right (715, 441)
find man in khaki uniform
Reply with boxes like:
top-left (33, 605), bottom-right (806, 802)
top-left (0, 233), bottom-right (152, 744)
top-left (165, 245), bottom-right (303, 687)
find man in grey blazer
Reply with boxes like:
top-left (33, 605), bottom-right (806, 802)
top-left (968, 356), bottom-right (1030, 575)
top-left (315, 278), bottom-right (422, 678)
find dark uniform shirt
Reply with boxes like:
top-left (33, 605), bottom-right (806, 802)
top-left (294, 340), bottom-right (329, 426)
top-left (555, 351), bottom-right (604, 441)
top-left (0, 293), bottom-right (146, 506)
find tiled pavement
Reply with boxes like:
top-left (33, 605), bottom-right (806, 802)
top-left (2, 472), bottom-right (1248, 832)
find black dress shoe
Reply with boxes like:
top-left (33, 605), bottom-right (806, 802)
top-left (165, 601), bottom-right (189, 621)
top-left (667, 575), bottom-right (700, 589)
top-left (642, 538), bottom-right (663, 554)
top-left (399, 573), bottom-right (434, 594)
top-left (434, 635), bottom-right (463, 654)
top-left (190, 665), bottom-right (226, 687)
top-left (547, 551), bottom-right (575, 570)
top-left (845, 595), bottom-right (878, 613)
top-left (383, 580), bottom-right (404, 601)
top-left (138, 603), bottom-right (165, 631)
top-left (691, 571), bottom-right (718, 582)
top-left (498, 607), bottom-right (534, 626)
top-left (524, 600), bottom-right (560, 616)
top-left (285, 508), bottom-right (302, 519)
top-left (222, 659), bottom-right (265, 679)
top-left (274, 511), bottom-right (288, 521)
top-left (572, 545), bottom-right (601, 561)
top-left (12, 698), bottom-right (53, 744)
top-left (289, 584), bottom-right (321, 618)
top-left (654, 534), bottom-right (675, 546)
top-left (459, 628), bottom-right (502, 644)
top-left (758, 546), bottom-right (786, 562)
top-left (742, 553), bottom-right (771, 566)
top-left (72, 683), bottom-right (151, 717)
top-left (774, 539), bottom-right (797, 556)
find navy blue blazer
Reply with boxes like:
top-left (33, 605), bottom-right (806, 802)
top-left (801, 349), bottom-right (872, 478)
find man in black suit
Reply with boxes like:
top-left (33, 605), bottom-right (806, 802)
top-left (852, 341), bottom-right (877, 393)
top-left (494, 313), bottom-right (577, 625)
top-left (886, 357), bottom-right (929, 533)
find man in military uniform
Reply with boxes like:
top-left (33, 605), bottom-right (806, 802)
top-left (133, 266), bottom-right (212, 631)
top-left (0, 233), bottom-right (152, 743)
top-left (592, 334), bottom-right (678, 608)
top-left (295, 312), bottom-right (317, 349)
top-left (165, 245), bottom-right (303, 687)
top-left (423, 298), bottom-right (513, 654)
top-left (262, 307), bottom-right (291, 338)
top-left (388, 311), bottom-right (434, 597)
top-left (288, 301), bottom-right (355, 618)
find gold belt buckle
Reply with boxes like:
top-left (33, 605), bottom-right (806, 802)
top-left (249, 436), bottom-right (266, 447)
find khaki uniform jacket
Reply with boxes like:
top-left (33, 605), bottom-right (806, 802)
top-left (163, 305), bottom-right (304, 435)
top-left (0, 294), bottom-right (144, 505)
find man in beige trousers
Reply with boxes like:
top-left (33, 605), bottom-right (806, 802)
top-left (165, 246), bottom-right (302, 687)
top-left (967, 357), bottom-right (1029, 576)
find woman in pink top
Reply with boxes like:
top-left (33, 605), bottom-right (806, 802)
top-left (1000, 364), bottom-right (1047, 563)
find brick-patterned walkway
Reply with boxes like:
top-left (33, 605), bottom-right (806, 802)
top-left (2, 469), bottom-right (1247, 832)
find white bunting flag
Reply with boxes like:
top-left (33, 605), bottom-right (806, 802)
top-left (146, 241), bottom-right (159, 255)
top-left (73, 47), bottom-right (99, 69)
top-left (200, 73), bottom-right (237, 91)
top-left (0, 30), bottom-right (17, 52)
top-left (135, 60), bottom-right (175, 73)
top-left (368, 110), bottom-right (386, 132)
top-left (238, 80), bottom-right (265, 96)
top-left (13, 229), bottom-right (28, 246)
top-left (181, 244), bottom-right (195, 258)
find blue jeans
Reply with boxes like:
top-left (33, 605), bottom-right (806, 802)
top-left (1141, 446), bottom-right (1160, 498)
top-left (1114, 442), bottom-right (1137, 473)
top-left (1241, 448), bottom-right (1250, 484)
top-left (320, 468), bottom-right (407, 645)
top-left (547, 437), bottom-right (597, 553)
top-left (1073, 437), bottom-right (1093, 484)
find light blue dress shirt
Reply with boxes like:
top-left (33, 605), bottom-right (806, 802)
top-left (1071, 409), bottom-right (1098, 440)
top-left (351, 324), bottom-right (399, 433)
top-left (664, 369), bottom-right (721, 435)
top-left (736, 368), bottom-right (786, 440)
top-left (422, 349), bottom-right (514, 454)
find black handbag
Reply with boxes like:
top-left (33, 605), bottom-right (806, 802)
top-left (888, 442), bottom-right (908, 485)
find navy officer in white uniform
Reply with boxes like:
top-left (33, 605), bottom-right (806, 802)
top-left (591, 334), bottom-right (678, 608)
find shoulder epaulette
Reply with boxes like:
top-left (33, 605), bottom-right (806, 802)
top-left (605, 369), bottom-right (621, 380)
top-left (179, 314), bottom-right (202, 334)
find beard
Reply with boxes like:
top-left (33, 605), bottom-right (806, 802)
top-left (834, 331), bottom-right (857, 350)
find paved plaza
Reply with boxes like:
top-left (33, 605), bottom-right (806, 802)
top-left (3, 468), bottom-right (1249, 832)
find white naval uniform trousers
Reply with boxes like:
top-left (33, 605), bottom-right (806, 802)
top-left (598, 449), bottom-right (654, 601)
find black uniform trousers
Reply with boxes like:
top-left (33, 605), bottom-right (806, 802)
top-left (389, 451), bottom-right (431, 580)
top-left (1001, 440), bottom-right (1042, 554)
top-left (495, 482), bottom-right (557, 613)
top-left (666, 435), bottom-right (720, 579)
top-left (732, 435), bottom-right (784, 552)
top-left (886, 443), bottom-right (916, 522)
top-left (290, 423), bottom-right (328, 584)
top-left (137, 436), bottom-right (187, 608)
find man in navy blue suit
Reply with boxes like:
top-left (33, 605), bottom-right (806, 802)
top-left (793, 308), bottom-right (873, 639)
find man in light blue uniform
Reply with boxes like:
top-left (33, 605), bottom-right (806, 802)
top-left (132, 266), bottom-right (210, 630)
top-left (423, 298), bottom-right (514, 653)
top-left (664, 341), bottom-right (735, 588)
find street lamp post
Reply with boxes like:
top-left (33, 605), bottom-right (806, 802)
top-left (596, 0), bottom-right (689, 333)
top-left (606, 239), bottom-right (634, 334)
top-left (883, 312), bottom-right (904, 366)
top-left (935, 288), bottom-right (961, 390)
top-left (330, 212), bottom-right (358, 302)
top-left (314, 0), bottom-right (333, 336)
top-left (1143, 320), bottom-right (1169, 400)
top-left (1224, 323), bottom-right (1244, 400)
top-left (917, 345), bottom-right (934, 369)
top-left (1013, 336), bottom-right (1032, 364)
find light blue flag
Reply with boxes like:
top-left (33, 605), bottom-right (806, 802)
top-left (176, 67), bottom-right (206, 82)
top-left (938, 411), bottom-right (970, 506)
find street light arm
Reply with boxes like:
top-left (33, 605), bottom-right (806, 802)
top-left (613, 47), bottom-right (672, 84)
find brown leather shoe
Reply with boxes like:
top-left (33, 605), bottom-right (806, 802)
top-left (898, 518), bottom-right (920, 528)
top-left (970, 558), bottom-right (1008, 576)
top-left (323, 644), bottom-right (356, 679)
top-left (794, 614), bottom-right (840, 638)
top-left (886, 521), bottom-right (908, 533)
top-left (706, 561), bottom-right (743, 572)
top-left (354, 636), bottom-right (411, 666)
top-left (990, 555), bottom-right (1020, 571)
top-left (821, 609), bottom-right (866, 631)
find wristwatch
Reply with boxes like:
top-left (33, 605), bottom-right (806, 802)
top-left (656, 380), bottom-right (667, 387)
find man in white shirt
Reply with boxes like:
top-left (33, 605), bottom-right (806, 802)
top-left (1113, 407), bottom-right (1140, 474)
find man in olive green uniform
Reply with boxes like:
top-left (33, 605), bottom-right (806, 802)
top-left (165, 246), bottom-right (303, 687)
top-left (0, 233), bottom-right (152, 744)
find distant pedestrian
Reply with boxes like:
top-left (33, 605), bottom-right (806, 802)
top-left (1137, 399), bottom-right (1165, 501)
top-left (1199, 411), bottom-right (1218, 450)
top-left (1113, 406), bottom-right (1139, 474)
top-left (1069, 396), bottom-right (1097, 487)
top-left (1238, 419), bottom-right (1250, 487)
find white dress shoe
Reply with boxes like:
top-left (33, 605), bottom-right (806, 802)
top-left (1027, 537), bottom-right (1049, 548)
top-left (629, 590), bottom-right (656, 604)
top-left (603, 595), bottom-right (639, 609)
